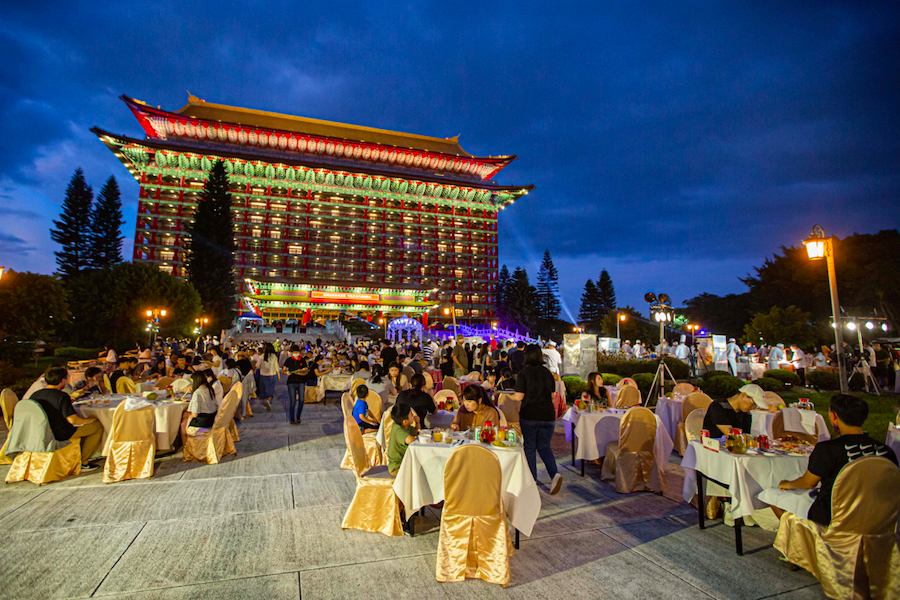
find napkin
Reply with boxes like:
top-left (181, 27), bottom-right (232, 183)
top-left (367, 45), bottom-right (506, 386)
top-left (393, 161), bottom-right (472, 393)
top-left (124, 396), bottom-right (153, 411)
top-left (782, 407), bottom-right (817, 435)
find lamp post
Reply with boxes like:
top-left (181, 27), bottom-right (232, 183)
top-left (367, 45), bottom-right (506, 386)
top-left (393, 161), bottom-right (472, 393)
top-left (195, 317), bottom-right (209, 335)
top-left (443, 305), bottom-right (458, 335)
top-left (803, 225), bottom-right (847, 393)
top-left (644, 292), bottom-right (677, 403)
top-left (686, 323), bottom-right (700, 340)
top-left (145, 308), bottom-right (167, 346)
top-left (616, 313), bottom-right (627, 340)
top-left (378, 318), bottom-right (386, 339)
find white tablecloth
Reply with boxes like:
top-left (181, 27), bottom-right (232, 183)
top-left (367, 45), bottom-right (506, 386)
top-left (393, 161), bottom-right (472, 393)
top-left (75, 394), bottom-right (189, 453)
top-left (681, 440), bottom-right (809, 520)
top-left (887, 424), bottom-right (900, 459)
top-left (375, 410), bottom-right (457, 448)
top-left (562, 407), bottom-right (674, 470)
top-left (316, 374), bottom-right (353, 401)
top-left (655, 396), bottom-right (684, 441)
top-left (750, 409), bottom-right (830, 442)
top-left (393, 439), bottom-right (541, 536)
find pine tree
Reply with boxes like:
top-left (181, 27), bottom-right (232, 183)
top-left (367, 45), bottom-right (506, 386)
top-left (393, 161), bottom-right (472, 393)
top-left (578, 279), bottom-right (599, 327)
top-left (88, 176), bottom-right (124, 268)
top-left (535, 249), bottom-right (561, 320)
top-left (596, 269), bottom-right (617, 316)
top-left (185, 160), bottom-right (236, 330)
top-left (496, 265), bottom-right (512, 323)
top-left (509, 267), bottom-right (538, 331)
top-left (50, 169), bottom-right (94, 279)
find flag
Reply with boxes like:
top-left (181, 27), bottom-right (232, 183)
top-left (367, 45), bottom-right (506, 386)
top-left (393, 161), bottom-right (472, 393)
top-left (302, 308), bottom-right (312, 325)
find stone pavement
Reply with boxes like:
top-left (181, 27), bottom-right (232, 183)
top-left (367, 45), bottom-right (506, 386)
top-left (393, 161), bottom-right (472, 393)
top-left (0, 383), bottom-right (827, 600)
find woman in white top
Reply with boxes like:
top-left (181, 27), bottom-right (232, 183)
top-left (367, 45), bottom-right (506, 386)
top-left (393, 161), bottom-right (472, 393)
top-left (208, 347), bottom-right (223, 375)
top-left (257, 343), bottom-right (280, 411)
top-left (184, 371), bottom-right (218, 435)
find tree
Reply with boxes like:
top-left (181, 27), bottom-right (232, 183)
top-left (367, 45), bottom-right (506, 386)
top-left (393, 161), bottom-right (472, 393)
top-left (682, 292), bottom-right (753, 339)
top-left (600, 305), bottom-right (647, 340)
top-left (184, 160), bottom-right (236, 330)
top-left (0, 270), bottom-right (70, 341)
top-left (742, 305), bottom-right (817, 348)
top-left (535, 249), bottom-right (561, 320)
top-left (508, 267), bottom-right (539, 332)
top-left (578, 279), bottom-right (600, 330)
top-left (596, 269), bottom-right (617, 316)
top-left (88, 176), bottom-right (124, 268)
top-left (50, 168), bottom-right (93, 278)
top-left (496, 264), bottom-right (512, 323)
top-left (66, 263), bottom-right (201, 348)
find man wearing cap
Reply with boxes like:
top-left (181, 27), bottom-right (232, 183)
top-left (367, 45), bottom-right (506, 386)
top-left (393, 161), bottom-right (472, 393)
top-left (542, 341), bottom-right (561, 375)
top-left (789, 344), bottom-right (807, 386)
top-left (768, 343), bottom-right (786, 370)
top-left (633, 340), bottom-right (646, 358)
top-left (675, 337), bottom-right (690, 363)
top-left (621, 340), bottom-right (633, 356)
top-left (726, 338), bottom-right (741, 376)
top-left (702, 384), bottom-right (768, 436)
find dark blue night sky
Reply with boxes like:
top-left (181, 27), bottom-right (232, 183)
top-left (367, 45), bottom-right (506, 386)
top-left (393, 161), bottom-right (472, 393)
top-left (1, 2), bottom-right (898, 317)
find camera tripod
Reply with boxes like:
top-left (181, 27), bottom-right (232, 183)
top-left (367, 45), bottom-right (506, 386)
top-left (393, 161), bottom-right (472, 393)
top-left (646, 356), bottom-right (680, 406)
top-left (848, 356), bottom-right (881, 395)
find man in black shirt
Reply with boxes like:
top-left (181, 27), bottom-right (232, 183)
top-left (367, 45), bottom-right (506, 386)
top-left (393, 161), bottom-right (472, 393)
top-left (702, 383), bottom-right (767, 436)
top-left (380, 343), bottom-right (398, 369)
top-left (509, 341), bottom-right (526, 374)
top-left (109, 356), bottom-right (138, 393)
top-left (774, 394), bottom-right (897, 526)
top-left (282, 345), bottom-right (308, 425)
top-left (30, 367), bottom-right (104, 471)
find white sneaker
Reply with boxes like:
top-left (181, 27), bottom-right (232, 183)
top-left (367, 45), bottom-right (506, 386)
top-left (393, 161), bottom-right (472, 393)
top-left (549, 473), bottom-right (563, 495)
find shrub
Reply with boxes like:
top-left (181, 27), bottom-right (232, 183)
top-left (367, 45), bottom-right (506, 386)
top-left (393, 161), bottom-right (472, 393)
top-left (600, 373), bottom-right (622, 386)
top-left (54, 347), bottom-right (104, 361)
top-left (702, 369), bottom-right (732, 381)
top-left (806, 370), bottom-right (839, 391)
top-left (755, 376), bottom-right (784, 392)
top-left (597, 359), bottom-right (618, 374)
top-left (700, 373), bottom-right (744, 399)
top-left (764, 369), bottom-right (801, 387)
top-left (663, 357), bottom-right (690, 380)
top-left (562, 376), bottom-right (587, 401)
top-left (633, 372), bottom-right (672, 401)
top-left (613, 360), bottom-right (656, 377)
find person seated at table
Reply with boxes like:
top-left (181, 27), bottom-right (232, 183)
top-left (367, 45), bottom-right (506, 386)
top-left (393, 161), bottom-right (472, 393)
top-left (770, 393), bottom-right (898, 525)
top-left (365, 364), bottom-right (390, 395)
top-left (581, 372), bottom-right (609, 405)
top-left (351, 362), bottom-right (371, 381)
top-left (220, 358), bottom-right (242, 382)
top-left (387, 362), bottom-right (408, 393)
top-left (31, 367), bottom-right (104, 472)
top-left (495, 368), bottom-right (516, 392)
top-left (395, 374), bottom-right (436, 421)
top-left (72, 366), bottom-right (109, 397)
top-left (201, 369), bottom-right (224, 408)
top-left (208, 347), bottom-right (223, 374)
top-left (451, 386), bottom-right (501, 432)
top-left (109, 357), bottom-right (138, 392)
top-left (702, 383), bottom-right (768, 436)
top-left (169, 354), bottom-right (193, 378)
top-left (387, 403), bottom-right (419, 477)
top-left (481, 372), bottom-right (497, 391)
top-left (352, 385), bottom-right (380, 433)
top-left (184, 371), bottom-right (218, 435)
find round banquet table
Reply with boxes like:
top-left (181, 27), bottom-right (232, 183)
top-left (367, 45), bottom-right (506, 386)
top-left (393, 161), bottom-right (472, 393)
top-left (750, 409), bottom-right (830, 442)
top-left (563, 407), bottom-right (674, 470)
top-left (375, 410), bottom-right (456, 449)
top-left (654, 396), bottom-right (685, 441)
top-left (74, 394), bottom-right (189, 454)
top-left (316, 374), bottom-right (353, 401)
top-left (392, 437), bottom-right (542, 536)
top-left (426, 370), bottom-right (443, 384)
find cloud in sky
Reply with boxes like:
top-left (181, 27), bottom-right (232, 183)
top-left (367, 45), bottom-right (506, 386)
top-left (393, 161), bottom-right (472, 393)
top-left (0, 1), bottom-right (897, 312)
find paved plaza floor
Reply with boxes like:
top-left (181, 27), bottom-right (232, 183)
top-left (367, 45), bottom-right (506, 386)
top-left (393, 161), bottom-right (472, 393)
top-left (0, 383), bottom-right (828, 600)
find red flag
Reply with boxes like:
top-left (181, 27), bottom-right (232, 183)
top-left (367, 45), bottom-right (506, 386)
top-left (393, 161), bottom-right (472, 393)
top-left (302, 308), bottom-right (311, 325)
top-left (422, 312), bottom-right (428, 328)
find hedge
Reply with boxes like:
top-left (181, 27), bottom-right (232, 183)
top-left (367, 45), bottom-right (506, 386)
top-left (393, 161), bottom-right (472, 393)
top-left (806, 370), bottom-right (839, 391)
top-left (600, 373), bottom-right (622, 386)
top-left (562, 376), bottom-right (587, 401)
top-left (699, 373), bottom-right (745, 399)
top-left (755, 376), bottom-right (784, 392)
top-left (763, 369), bottom-right (801, 387)
top-left (633, 372), bottom-right (672, 400)
top-left (592, 357), bottom-right (689, 380)
top-left (54, 347), bottom-right (104, 361)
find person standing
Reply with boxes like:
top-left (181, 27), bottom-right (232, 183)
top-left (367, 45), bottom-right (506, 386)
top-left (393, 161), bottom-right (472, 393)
top-left (282, 345), bottom-right (308, 425)
top-left (513, 344), bottom-right (562, 495)
top-left (768, 343), bottom-right (786, 370)
top-left (257, 343), bottom-right (280, 411)
top-left (726, 338), bottom-right (741, 376)
top-left (541, 341), bottom-right (561, 376)
top-left (789, 344), bottom-right (807, 387)
top-left (451, 335), bottom-right (468, 378)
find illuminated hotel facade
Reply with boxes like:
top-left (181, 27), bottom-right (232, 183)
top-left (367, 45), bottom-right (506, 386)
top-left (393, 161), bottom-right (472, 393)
top-left (93, 94), bottom-right (531, 323)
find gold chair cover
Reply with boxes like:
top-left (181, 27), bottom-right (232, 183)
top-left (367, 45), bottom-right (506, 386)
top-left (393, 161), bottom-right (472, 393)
top-left (350, 378), bottom-right (367, 398)
top-left (620, 377), bottom-right (637, 388)
top-left (217, 376), bottom-right (232, 393)
top-left (422, 371), bottom-right (435, 391)
top-left (684, 408), bottom-right (707, 442)
top-left (774, 457), bottom-right (900, 600)
top-left (116, 377), bottom-right (136, 394)
top-left (772, 411), bottom-right (818, 445)
top-left (154, 376), bottom-right (174, 389)
top-left (435, 445), bottom-right (512, 586)
top-left (378, 410), bottom-right (394, 450)
top-left (615, 385), bottom-right (641, 408)
top-left (674, 392), bottom-right (713, 455)
top-left (0, 388), bottom-right (19, 464)
top-left (228, 382), bottom-right (242, 442)
top-left (103, 374), bottom-right (112, 394)
top-left (340, 416), bottom-right (403, 536)
top-left (497, 394), bottom-right (522, 436)
top-left (764, 391), bottom-right (783, 408)
top-left (182, 387), bottom-right (240, 464)
top-left (5, 400), bottom-right (81, 485)
top-left (601, 407), bottom-right (663, 493)
top-left (442, 377), bottom-right (462, 398)
top-left (673, 382), bottom-right (695, 396)
top-left (103, 403), bottom-right (155, 483)
top-left (340, 392), bottom-right (384, 470)
top-left (402, 366), bottom-right (415, 382)
top-left (434, 390), bottom-right (459, 406)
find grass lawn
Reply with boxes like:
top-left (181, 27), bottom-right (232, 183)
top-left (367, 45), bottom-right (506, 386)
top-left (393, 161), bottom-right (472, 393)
top-left (780, 389), bottom-right (898, 444)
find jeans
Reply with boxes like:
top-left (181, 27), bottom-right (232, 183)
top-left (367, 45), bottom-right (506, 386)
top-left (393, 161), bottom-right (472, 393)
top-left (520, 418), bottom-right (558, 481)
top-left (286, 383), bottom-right (305, 422)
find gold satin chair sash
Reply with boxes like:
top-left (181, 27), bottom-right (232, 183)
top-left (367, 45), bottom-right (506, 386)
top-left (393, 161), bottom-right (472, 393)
top-left (154, 376), bottom-right (174, 390)
top-left (116, 377), bottom-right (136, 394)
top-left (340, 416), bottom-right (403, 536)
top-left (217, 376), bottom-right (232, 393)
top-left (5, 399), bottom-right (81, 485)
top-left (182, 387), bottom-right (240, 464)
top-left (103, 374), bottom-right (112, 394)
top-left (619, 377), bottom-right (637, 388)
top-left (615, 385), bottom-right (641, 408)
top-left (422, 371), bottom-right (434, 391)
top-left (340, 392), bottom-right (384, 470)
top-left (0, 388), bottom-right (19, 465)
top-left (436, 444), bottom-right (512, 586)
top-left (673, 382), bottom-right (694, 396)
top-left (674, 392), bottom-right (712, 455)
top-left (350, 378), bottom-right (367, 398)
top-left (601, 407), bottom-right (663, 493)
top-left (775, 457), bottom-right (900, 600)
top-left (684, 408), bottom-right (707, 442)
top-left (228, 382), bottom-right (242, 442)
top-left (103, 403), bottom-right (155, 483)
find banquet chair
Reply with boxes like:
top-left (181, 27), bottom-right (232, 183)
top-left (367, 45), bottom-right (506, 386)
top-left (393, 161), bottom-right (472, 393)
top-left (227, 382), bottom-right (243, 442)
top-left (377, 410), bottom-right (394, 451)
top-left (116, 377), bottom-right (136, 394)
top-left (340, 393), bottom-right (384, 470)
top-left (619, 377), bottom-right (637, 388)
top-left (774, 457), bottom-right (900, 600)
top-left (466, 371), bottom-right (483, 382)
top-left (5, 399), bottom-right (81, 485)
top-left (182, 387), bottom-right (240, 465)
top-left (103, 374), bottom-right (112, 394)
top-left (0, 388), bottom-right (19, 465)
top-left (673, 383), bottom-right (694, 396)
top-left (402, 366), bottom-right (415, 382)
top-left (154, 376), bottom-right (174, 390)
top-left (433, 390), bottom-right (458, 408)
top-left (442, 377), bottom-right (462, 398)
top-left (684, 408), bottom-right (707, 442)
top-left (600, 407), bottom-right (663, 494)
top-left (241, 371), bottom-right (255, 417)
top-left (674, 391), bottom-right (713, 455)
top-left (423, 371), bottom-right (435, 391)
top-left (103, 402), bottom-right (155, 483)
top-left (217, 375), bottom-right (232, 393)
top-left (496, 393), bottom-right (522, 436)
top-left (350, 378), bottom-right (367, 399)
top-left (764, 391), bottom-right (783, 409)
top-left (379, 390), bottom-right (393, 413)
top-left (615, 385), bottom-right (641, 408)
top-left (366, 390), bottom-right (383, 423)
top-left (340, 416), bottom-right (403, 536)
top-left (771, 409), bottom-right (818, 445)
top-left (435, 444), bottom-right (513, 586)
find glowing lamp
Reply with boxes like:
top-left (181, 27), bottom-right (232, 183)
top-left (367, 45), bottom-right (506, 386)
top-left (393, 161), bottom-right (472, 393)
top-left (619, 314), bottom-right (626, 322)
top-left (865, 321), bottom-right (874, 330)
top-left (160, 310), bottom-right (167, 317)
top-left (805, 239), bottom-right (825, 260)
top-left (146, 310), bottom-right (153, 317)
top-left (846, 322), bottom-right (856, 331)
top-left (882, 323), bottom-right (889, 332)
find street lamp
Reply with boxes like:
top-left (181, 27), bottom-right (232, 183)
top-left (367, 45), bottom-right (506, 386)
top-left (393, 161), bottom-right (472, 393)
top-left (686, 323), bottom-right (700, 339)
top-left (644, 292), bottom-right (678, 403)
top-left (145, 308), bottom-right (168, 345)
top-left (195, 316), bottom-right (209, 335)
top-left (803, 225), bottom-right (847, 393)
top-left (616, 313), bottom-right (627, 340)
top-left (443, 305), bottom-right (458, 334)
top-left (378, 317), bottom-right (386, 338)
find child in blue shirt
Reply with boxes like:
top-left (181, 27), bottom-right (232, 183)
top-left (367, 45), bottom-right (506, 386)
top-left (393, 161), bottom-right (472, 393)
top-left (351, 384), bottom-right (379, 433)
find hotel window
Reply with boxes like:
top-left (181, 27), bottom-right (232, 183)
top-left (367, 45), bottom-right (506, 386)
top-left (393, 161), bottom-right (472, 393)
top-left (437, 243), bottom-right (447, 253)
top-left (454, 269), bottom-right (464, 278)
top-left (249, 214), bottom-right (264, 224)
top-left (161, 235), bottom-right (176, 246)
top-left (158, 264), bottom-right (173, 274)
top-left (329, 234), bottom-right (341, 244)
top-left (159, 250), bottom-right (175, 261)
top-left (270, 215), bottom-right (285, 225)
top-left (251, 228), bottom-right (262, 238)
top-left (270, 202), bottom-right (286, 212)
top-left (270, 229), bottom-right (282, 239)
top-left (288, 245), bottom-right (302, 255)
top-left (250, 201), bottom-right (267, 210)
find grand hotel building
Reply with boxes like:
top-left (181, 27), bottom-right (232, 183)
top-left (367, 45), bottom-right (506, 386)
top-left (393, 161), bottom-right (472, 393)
top-left (93, 94), bottom-right (531, 324)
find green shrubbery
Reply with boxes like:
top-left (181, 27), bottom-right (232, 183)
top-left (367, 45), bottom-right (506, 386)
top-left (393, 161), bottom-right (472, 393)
top-left (699, 373), bottom-right (744, 399)
top-left (763, 369), bottom-right (801, 387)
top-left (633, 372), bottom-right (672, 400)
top-left (591, 356), bottom-right (689, 380)
top-left (562, 376), bottom-right (587, 401)
top-left (54, 347), bottom-right (104, 361)
top-left (600, 373), bottom-right (622, 386)
top-left (755, 376), bottom-right (784, 392)
top-left (806, 370), bottom-right (839, 391)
